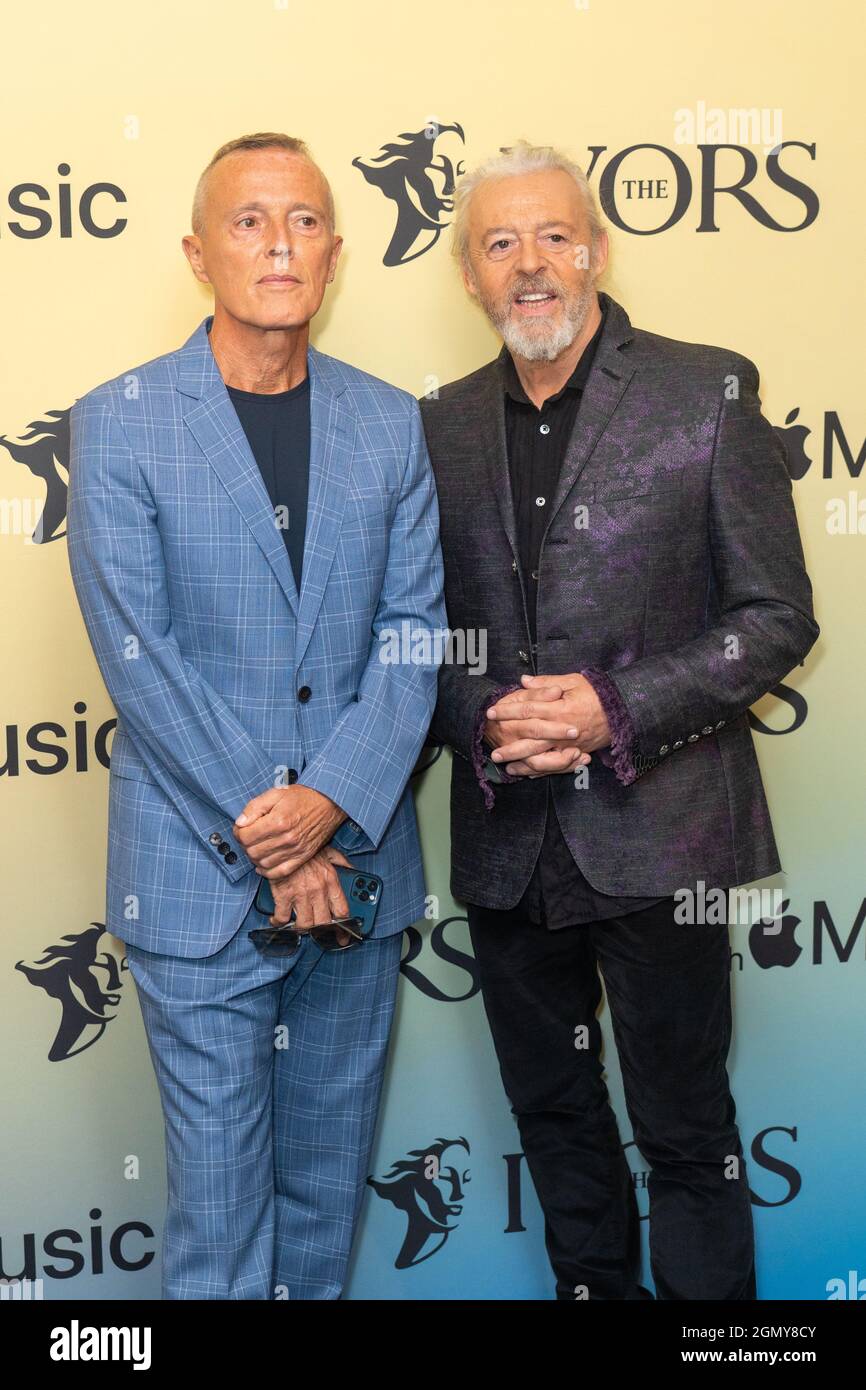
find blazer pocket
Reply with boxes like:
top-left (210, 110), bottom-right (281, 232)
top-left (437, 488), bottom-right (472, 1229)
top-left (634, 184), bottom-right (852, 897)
top-left (594, 471), bottom-right (683, 503)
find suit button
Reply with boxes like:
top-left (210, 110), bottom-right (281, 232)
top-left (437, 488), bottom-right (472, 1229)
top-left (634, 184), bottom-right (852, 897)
top-left (716, 719), bottom-right (726, 729)
top-left (701, 725), bottom-right (713, 735)
top-left (659, 744), bottom-right (669, 755)
top-left (209, 832), bottom-right (222, 845)
top-left (687, 733), bottom-right (699, 742)
top-left (518, 650), bottom-right (530, 664)
top-left (511, 558), bottom-right (518, 573)
top-left (673, 740), bottom-right (683, 749)
top-left (225, 851), bottom-right (238, 865)
top-left (297, 686), bottom-right (312, 702)
top-left (217, 840), bottom-right (230, 854)
top-left (287, 768), bottom-right (298, 784)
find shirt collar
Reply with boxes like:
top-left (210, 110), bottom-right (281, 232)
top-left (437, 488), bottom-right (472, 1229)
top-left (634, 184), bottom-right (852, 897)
top-left (503, 300), bottom-right (607, 408)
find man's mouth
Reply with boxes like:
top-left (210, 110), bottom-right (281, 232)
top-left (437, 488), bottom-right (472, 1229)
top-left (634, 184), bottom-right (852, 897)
top-left (258, 275), bottom-right (300, 285)
top-left (512, 290), bottom-right (559, 315)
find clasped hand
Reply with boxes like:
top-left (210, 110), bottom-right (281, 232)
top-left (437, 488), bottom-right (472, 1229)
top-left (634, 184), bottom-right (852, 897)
top-left (483, 672), bottom-right (611, 777)
top-left (233, 785), bottom-right (355, 941)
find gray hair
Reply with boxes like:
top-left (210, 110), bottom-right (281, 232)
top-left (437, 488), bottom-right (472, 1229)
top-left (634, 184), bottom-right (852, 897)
top-left (191, 131), bottom-right (335, 238)
top-left (451, 140), bottom-right (604, 269)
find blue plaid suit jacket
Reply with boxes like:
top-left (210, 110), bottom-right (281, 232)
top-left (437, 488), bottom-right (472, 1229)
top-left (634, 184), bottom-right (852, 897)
top-left (67, 316), bottom-right (446, 957)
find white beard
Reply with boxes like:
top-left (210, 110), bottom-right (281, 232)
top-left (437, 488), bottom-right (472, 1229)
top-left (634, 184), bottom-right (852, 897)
top-left (500, 279), bottom-right (597, 362)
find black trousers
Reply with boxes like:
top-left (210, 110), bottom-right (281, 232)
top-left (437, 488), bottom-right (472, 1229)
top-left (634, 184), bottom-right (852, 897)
top-left (466, 895), bottom-right (757, 1301)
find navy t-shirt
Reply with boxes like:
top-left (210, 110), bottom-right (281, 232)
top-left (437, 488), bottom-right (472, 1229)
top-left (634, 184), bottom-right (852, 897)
top-left (227, 377), bottom-right (311, 595)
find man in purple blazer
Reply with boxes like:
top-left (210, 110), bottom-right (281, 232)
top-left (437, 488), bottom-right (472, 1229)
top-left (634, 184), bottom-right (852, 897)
top-left (419, 141), bottom-right (819, 1300)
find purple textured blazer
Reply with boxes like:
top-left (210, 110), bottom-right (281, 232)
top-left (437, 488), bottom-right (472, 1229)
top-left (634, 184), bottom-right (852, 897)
top-left (419, 291), bottom-right (819, 908)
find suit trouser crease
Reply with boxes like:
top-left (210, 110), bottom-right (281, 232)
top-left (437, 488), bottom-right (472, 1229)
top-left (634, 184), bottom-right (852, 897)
top-left (124, 898), bottom-right (402, 1300)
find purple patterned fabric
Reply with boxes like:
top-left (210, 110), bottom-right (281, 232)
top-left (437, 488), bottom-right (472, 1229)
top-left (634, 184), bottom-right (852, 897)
top-left (472, 681), bottom-right (523, 809)
top-left (421, 289), bottom-right (820, 904)
top-left (580, 667), bottom-right (639, 786)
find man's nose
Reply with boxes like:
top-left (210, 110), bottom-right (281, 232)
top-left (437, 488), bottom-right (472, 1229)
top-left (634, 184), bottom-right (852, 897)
top-left (513, 235), bottom-right (545, 276)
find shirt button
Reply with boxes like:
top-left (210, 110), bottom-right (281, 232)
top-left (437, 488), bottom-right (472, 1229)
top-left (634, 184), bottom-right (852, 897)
top-left (535, 496), bottom-right (546, 507)
top-left (539, 423), bottom-right (550, 435)
top-left (531, 570), bottom-right (538, 580)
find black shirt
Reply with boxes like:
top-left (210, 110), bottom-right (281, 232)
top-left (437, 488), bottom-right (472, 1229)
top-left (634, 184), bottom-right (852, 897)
top-left (502, 307), bottom-right (665, 929)
top-left (226, 378), bottom-right (311, 595)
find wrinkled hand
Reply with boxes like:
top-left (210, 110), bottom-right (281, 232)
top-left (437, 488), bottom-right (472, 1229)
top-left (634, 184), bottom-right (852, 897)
top-left (269, 845), bottom-right (355, 946)
top-left (233, 785), bottom-right (347, 878)
top-left (484, 673), bottom-right (610, 777)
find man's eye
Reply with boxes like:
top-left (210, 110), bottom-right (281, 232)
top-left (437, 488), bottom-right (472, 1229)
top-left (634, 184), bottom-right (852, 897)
top-left (490, 239), bottom-right (512, 253)
top-left (298, 216), bottom-right (318, 228)
top-left (239, 217), bottom-right (256, 228)
top-left (547, 233), bottom-right (567, 243)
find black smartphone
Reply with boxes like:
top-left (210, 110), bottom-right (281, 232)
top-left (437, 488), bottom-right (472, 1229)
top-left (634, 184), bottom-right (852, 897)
top-left (253, 863), bottom-right (383, 935)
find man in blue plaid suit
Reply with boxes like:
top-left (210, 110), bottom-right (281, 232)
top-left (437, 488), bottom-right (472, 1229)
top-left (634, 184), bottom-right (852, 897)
top-left (67, 133), bottom-right (446, 1299)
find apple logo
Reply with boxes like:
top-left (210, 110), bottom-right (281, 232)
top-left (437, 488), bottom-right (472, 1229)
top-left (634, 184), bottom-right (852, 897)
top-left (749, 898), bottom-right (802, 969)
top-left (774, 408), bottom-right (812, 480)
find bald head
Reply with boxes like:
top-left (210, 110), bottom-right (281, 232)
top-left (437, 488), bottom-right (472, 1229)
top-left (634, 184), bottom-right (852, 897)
top-left (191, 132), bottom-right (335, 238)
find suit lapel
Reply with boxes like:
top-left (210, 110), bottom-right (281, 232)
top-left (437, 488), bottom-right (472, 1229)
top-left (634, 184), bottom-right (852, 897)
top-left (177, 317), bottom-right (299, 615)
top-left (477, 357), bottom-right (519, 563)
top-left (295, 346), bottom-right (355, 667)
top-left (474, 292), bottom-right (637, 556)
top-left (175, 320), bottom-right (355, 655)
top-left (546, 300), bottom-right (636, 529)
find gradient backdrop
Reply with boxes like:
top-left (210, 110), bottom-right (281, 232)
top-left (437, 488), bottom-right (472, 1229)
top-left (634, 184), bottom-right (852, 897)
top-left (0, 0), bottom-right (863, 1300)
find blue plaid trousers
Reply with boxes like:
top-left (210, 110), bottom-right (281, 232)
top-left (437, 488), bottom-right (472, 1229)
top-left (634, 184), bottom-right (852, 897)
top-left (124, 895), bottom-right (403, 1299)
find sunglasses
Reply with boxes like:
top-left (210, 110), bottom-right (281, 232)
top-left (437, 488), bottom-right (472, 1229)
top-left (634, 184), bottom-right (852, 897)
top-left (248, 914), bottom-right (371, 957)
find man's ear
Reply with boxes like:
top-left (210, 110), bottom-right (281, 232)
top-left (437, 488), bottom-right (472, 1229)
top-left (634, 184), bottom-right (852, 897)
top-left (591, 229), bottom-right (609, 279)
top-left (461, 258), bottom-right (479, 301)
top-left (182, 234), bottom-right (211, 286)
top-left (327, 234), bottom-right (344, 283)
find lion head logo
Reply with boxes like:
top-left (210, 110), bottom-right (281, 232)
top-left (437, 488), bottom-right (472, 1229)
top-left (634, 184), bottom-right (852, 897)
top-left (0, 407), bottom-right (73, 543)
top-left (368, 1135), bottom-right (470, 1267)
top-left (353, 121), bottom-right (466, 266)
top-left (16, 924), bottom-right (128, 1061)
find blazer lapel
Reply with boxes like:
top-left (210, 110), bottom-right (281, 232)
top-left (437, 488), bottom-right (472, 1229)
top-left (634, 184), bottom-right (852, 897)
top-left (294, 345), bottom-right (355, 669)
top-left (474, 291), bottom-right (638, 556)
top-left (476, 358), bottom-right (519, 562)
top-left (177, 316), bottom-right (300, 616)
top-left (545, 293), bottom-right (636, 529)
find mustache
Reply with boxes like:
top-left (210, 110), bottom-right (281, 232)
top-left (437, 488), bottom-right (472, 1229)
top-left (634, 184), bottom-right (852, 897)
top-left (509, 278), bottom-right (561, 301)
